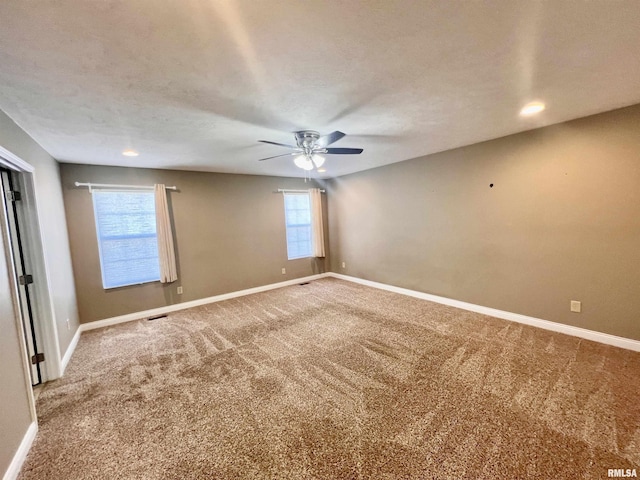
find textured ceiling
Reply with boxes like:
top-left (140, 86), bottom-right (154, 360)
top-left (1, 1), bottom-right (640, 179)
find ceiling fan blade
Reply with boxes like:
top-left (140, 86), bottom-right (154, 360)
top-left (324, 147), bottom-right (363, 155)
top-left (317, 131), bottom-right (346, 147)
top-left (258, 140), bottom-right (297, 149)
top-left (258, 153), bottom-right (295, 161)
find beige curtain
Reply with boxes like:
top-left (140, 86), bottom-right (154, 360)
top-left (154, 184), bottom-right (178, 283)
top-left (309, 188), bottom-right (325, 258)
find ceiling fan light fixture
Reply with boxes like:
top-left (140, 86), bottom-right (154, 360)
top-left (294, 155), bottom-right (314, 170)
top-left (311, 154), bottom-right (325, 168)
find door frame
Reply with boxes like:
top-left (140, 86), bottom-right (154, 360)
top-left (0, 145), bottom-right (62, 383)
top-left (1, 168), bottom-right (44, 385)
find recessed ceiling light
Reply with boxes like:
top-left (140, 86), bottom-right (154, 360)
top-left (122, 149), bottom-right (139, 157)
top-left (520, 102), bottom-right (545, 116)
top-left (317, 168), bottom-right (327, 173)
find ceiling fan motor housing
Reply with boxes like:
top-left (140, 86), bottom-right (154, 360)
top-left (295, 130), bottom-right (321, 149)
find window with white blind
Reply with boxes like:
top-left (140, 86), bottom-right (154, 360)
top-left (92, 190), bottom-right (160, 289)
top-left (283, 192), bottom-right (312, 260)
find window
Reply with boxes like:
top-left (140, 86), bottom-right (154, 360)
top-left (283, 192), bottom-right (312, 259)
top-left (92, 190), bottom-right (160, 289)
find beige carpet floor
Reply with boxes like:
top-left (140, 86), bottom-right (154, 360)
top-left (20, 278), bottom-right (640, 479)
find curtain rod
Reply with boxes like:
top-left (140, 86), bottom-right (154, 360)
top-left (75, 182), bottom-right (177, 191)
top-left (277, 188), bottom-right (325, 193)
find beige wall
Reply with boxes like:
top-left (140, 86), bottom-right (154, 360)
top-left (0, 110), bottom-right (80, 356)
top-left (60, 164), bottom-right (329, 323)
top-left (327, 104), bottom-right (640, 341)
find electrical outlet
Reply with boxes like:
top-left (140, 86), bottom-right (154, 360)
top-left (341, 262), bottom-right (346, 269)
top-left (570, 300), bottom-right (581, 313)
top-left (281, 268), bottom-right (286, 275)
top-left (177, 286), bottom-right (183, 295)
top-left (66, 318), bottom-right (70, 331)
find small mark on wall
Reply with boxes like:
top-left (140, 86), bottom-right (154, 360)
top-left (489, 183), bottom-right (494, 188)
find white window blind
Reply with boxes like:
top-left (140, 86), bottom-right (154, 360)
top-left (283, 193), bottom-right (312, 260)
top-left (92, 190), bottom-right (161, 289)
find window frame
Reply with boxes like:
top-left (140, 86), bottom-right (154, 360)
top-left (91, 189), bottom-right (161, 289)
top-left (283, 192), bottom-right (313, 260)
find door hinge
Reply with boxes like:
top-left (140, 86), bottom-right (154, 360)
top-left (6, 190), bottom-right (21, 202)
top-left (19, 274), bottom-right (34, 285)
top-left (31, 353), bottom-right (45, 365)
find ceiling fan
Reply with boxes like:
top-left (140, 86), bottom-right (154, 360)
top-left (257, 130), bottom-right (363, 171)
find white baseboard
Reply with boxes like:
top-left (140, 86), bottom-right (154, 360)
top-left (71, 270), bottom-right (640, 360)
top-left (60, 327), bottom-right (81, 375)
top-left (328, 273), bottom-right (640, 352)
top-left (3, 421), bottom-right (37, 480)
top-left (80, 273), bottom-right (331, 333)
